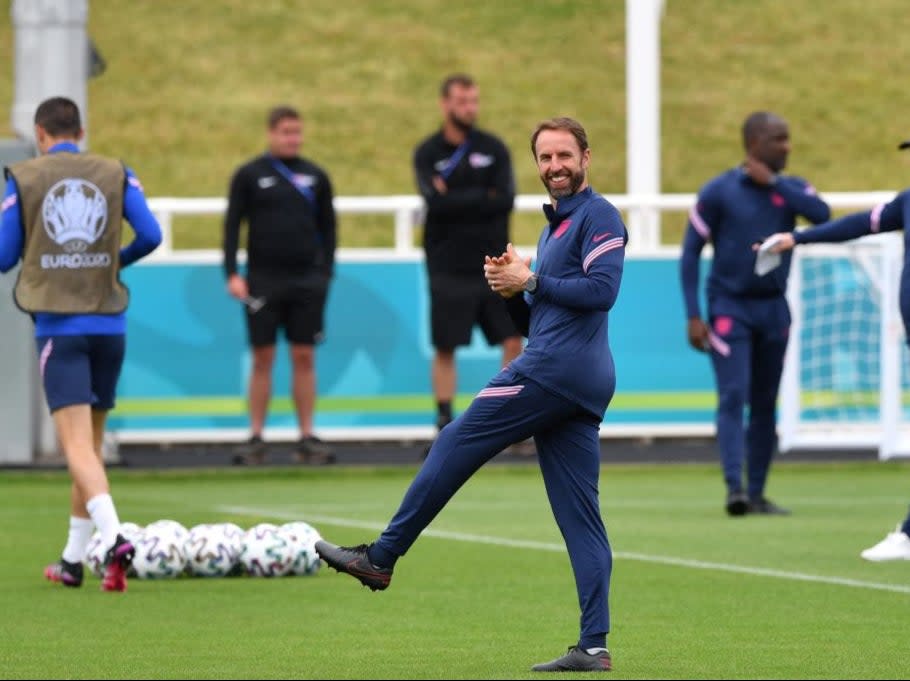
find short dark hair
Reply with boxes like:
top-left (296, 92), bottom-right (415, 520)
top-left (530, 117), bottom-right (589, 156)
top-left (742, 111), bottom-right (780, 148)
top-left (267, 105), bottom-right (300, 129)
top-left (34, 97), bottom-right (81, 137)
top-left (440, 73), bottom-right (476, 98)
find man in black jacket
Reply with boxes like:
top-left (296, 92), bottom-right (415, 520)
top-left (223, 105), bottom-right (336, 465)
top-left (414, 74), bottom-right (522, 442)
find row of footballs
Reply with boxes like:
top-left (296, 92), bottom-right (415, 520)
top-left (84, 520), bottom-right (323, 579)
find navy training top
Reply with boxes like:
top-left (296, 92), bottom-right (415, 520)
top-left (680, 167), bottom-right (830, 320)
top-left (507, 186), bottom-right (627, 418)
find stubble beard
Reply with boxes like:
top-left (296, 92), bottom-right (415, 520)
top-left (449, 112), bottom-right (475, 135)
top-left (542, 168), bottom-right (585, 200)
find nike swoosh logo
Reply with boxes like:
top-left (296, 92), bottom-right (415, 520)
top-left (592, 232), bottom-right (613, 242)
top-left (258, 177), bottom-right (278, 188)
top-left (344, 559), bottom-right (391, 583)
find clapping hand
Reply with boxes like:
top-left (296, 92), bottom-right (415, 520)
top-left (484, 243), bottom-right (532, 299)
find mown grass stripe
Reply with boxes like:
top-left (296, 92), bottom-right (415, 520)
top-left (113, 392), bottom-right (719, 416)
top-left (113, 390), bottom-right (910, 417)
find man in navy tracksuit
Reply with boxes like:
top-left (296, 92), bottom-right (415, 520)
top-left (763, 140), bottom-right (910, 558)
top-left (318, 117), bottom-right (626, 673)
top-left (0, 97), bottom-right (161, 591)
top-left (680, 111), bottom-right (830, 517)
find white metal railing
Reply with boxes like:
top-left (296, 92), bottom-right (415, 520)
top-left (146, 191), bottom-right (900, 257)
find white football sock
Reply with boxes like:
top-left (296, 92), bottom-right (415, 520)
top-left (61, 516), bottom-right (95, 564)
top-left (85, 493), bottom-right (121, 548)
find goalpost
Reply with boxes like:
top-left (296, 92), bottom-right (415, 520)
top-left (779, 232), bottom-right (909, 459)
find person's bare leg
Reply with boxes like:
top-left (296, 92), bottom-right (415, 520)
top-left (290, 343), bottom-right (316, 437)
top-left (55, 405), bottom-right (109, 503)
top-left (49, 408), bottom-right (110, 583)
top-left (291, 343), bottom-right (333, 462)
top-left (249, 345), bottom-right (276, 437)
top-left (68, 409), bottom-right (107, 519)
top-left (501, 336), bottom-right (523, 367)
top-left (53, 405), bottom-right (124, 548)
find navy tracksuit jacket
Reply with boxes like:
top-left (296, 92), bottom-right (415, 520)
top-left (680, 167), bottom-right (830, 497)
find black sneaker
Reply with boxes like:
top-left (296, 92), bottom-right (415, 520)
top-left (296, 436), bottom-right (336, 465)
top-left (748, 497), bottom-right (791, 515)
top-left (232, 435), bottom-right (267, 465)
top-left (726, 490), bottom-right (749, 516)
top-left (44, 558), bottom-right (84, 587)
top-left (531, 646), bottom-right (612, 672)
top-left (315, 540), bottom-right (392, 591)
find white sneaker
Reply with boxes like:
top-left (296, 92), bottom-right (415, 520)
top-left (860, 527), bottom-right (910, 562)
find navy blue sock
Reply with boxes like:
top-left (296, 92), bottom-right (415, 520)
top-left (367, 543), bottom-right (398, 570)
top-left (901, 508), bottom-right (910, 537)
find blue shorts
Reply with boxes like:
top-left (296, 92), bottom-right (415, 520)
top-left (36, 335), bottom-right (126, 412)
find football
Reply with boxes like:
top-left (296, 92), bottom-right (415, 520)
top-left (184, 523), bottom-right (239, 577)
top-left (132, 521), bottom-right (188, 578)
top-left (239, 523), bottom-right (294, 577)
top-left (281, 521), bottom-right (322, 576)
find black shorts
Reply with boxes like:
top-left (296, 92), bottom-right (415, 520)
top-left (429, 273), bottom-right (519, 350)
top-left (246, 275), bottom-right (329, 347)
top-left (36, 334), bottom-right (126, 412)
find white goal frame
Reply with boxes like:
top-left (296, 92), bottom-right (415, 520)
top-left (779, 233), bottom-right (908, 459)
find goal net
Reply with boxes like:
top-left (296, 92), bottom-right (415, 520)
top-left (779, 233), bottom-right (909, 459)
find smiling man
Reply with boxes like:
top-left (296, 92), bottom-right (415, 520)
top-left (317, 117), bottom-right (627, 673)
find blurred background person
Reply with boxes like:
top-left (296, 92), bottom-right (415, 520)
top-left (223, 105), bottom-right (336, 465)
top-left (1, 96), bottom-right (161, 591)
top-left (413, 73), bottom-right (523, 453)
top-left (679, 111), bottom-right (830, 516)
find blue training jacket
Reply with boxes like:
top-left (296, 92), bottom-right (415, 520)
top-left (680, 167), bottom-right (830, 320)
top-left (0, 142), bottom-right (162, 336)
top-left (508, 186), bottom-right (628, 419)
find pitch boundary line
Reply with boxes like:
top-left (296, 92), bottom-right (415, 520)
top-left (218, 505), bottom-right (910, 595)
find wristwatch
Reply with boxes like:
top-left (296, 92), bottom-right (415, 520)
top-left (523, 273), bottom-right (538, 294)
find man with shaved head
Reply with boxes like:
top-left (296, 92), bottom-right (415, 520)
top-left (679, 111), bottom-right (831, 516)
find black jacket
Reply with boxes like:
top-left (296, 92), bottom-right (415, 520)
top-left (414, 129), bottom-right (515, 276)
top-left (223, 154), bottom-right (336, 281)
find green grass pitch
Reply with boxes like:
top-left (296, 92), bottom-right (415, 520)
top-left (2, 461), bottom-right (909, 679)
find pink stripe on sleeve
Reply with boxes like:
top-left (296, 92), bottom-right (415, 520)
top-left (689, 205), bottom-right (711, 240)
top-left (870, 203), bottom-right (885, 233)
top-left (582, 237), bottom-right (624, 273)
